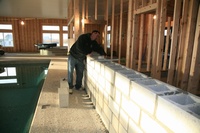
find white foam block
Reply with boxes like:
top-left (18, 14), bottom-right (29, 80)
top-left (58, 87), bottom-right (69, 108)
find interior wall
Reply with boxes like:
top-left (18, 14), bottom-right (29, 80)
top-left (0, 17), bottom-right (67, 52)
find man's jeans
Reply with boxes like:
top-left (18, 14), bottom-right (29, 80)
top-left (68, 54), bottom-right (85, 89)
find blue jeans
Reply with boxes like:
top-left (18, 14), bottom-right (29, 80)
top-left (68, 54), bottom-right (85, 89)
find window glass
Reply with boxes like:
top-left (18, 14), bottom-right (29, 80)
top-left (63, 34), bottom-right (68, 46)
top-left (0, 32), bottom-right (14, 47)
top-left (42, 33), bottom-right (60, 46)
top-left (0, 24), bottom-right (12, 30)
top-left (42, 26), bottom-right (59, 31)
top-left (63, 26), bottom-right (68, 31)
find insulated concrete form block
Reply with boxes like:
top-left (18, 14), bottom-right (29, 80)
top-left (109, 123), bottom-right (117, 133)
top-left (94, 60), bottom-right (101, 73)
top-left (126, 101), bottom-right (141, 124)
top-left (114, 89), bottom-right (121, 106)
top-left (109, 97), bottom-right (120, 119)
top-left (104, 65), bottom-right (116, 84)
top-left (115, 72), bottom-right (131, 96)
top-left (86, 56), bottom-right (95, 68)
top-left (119, 123), bottom-right (127, 133)
top-left (105, 80), bottom-right (115, 99)
top-left (104, 102), bottom-right (112, 122)
top-left (111, 113), bottom-right (119, 133)
top-left (98, 75), bottom-right (105, 88)
top-left (58, 87), bottom-right (69, 108)
top-left (156, 94), bottom-right (200, 133)
top-left (100, 63), bottom-right (105, 76)
top-left (128, 119), bottom-right (143, 133)
top-left (96, 102), bottom-right (102, 116)
top-left (119, 108), bottom-right (129, 130)
top-left (140, 111), bottom-right (168, 133)
top-left (130, 79), bottom-right (160, 115)
top-left (101, 111), bottom-right (110, 130)
top-left (104, 90), bottom-right (109, 105)
top-left (60, 78), bottom-right (68, 88)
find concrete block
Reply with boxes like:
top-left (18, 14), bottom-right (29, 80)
top-left (109, 123), bottom-right (117, 133)
top-left (115, 72), bottom-right (131, 96)
top-left (130, 79), bottom-right (159, 115)
top-left (119, 108), bottom-right (128, 130)
top-left (127, 101), bottom-right (141, 124)
top-left (60, 78), bottom-right (68, 88)
top-left (109, 97), bottom-right (120, 119)
top-left (156, 94), bottom-right (200, 133)
top-left (119, 122), bottom-right (127, 133)
top-left (128, 119), bottom-right (143, 133)
top-left (140, 111), bottom-right (168, 133)
top-left (104, 91), bottom-right (109, 105)
top-left (105, 80), bottom-right (115, 98)
top-left (104, 65), bottom-right (116, 84)
top-left (114, 89), bottom-right (121, 106)
top-left (95, 60), bottom-right (101, 73)
top-left (101, 111), bottom-right (110, 130)
top-left (58, 87), bottom-right (69, 108)
top-left (104, 102), bottom-right (112, 121)
top-left (111, 113), bottom-right (119, 133)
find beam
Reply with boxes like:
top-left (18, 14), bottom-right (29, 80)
top-left (134, 3), bottom-right (157, 15)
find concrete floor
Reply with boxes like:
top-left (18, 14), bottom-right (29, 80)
top-left (0, 53), bottom-right (107, 133)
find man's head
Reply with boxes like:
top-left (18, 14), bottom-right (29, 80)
top-left (90, 30), bottom-right (100, 41)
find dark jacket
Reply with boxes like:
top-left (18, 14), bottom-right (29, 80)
top-left (69, 33), bottom-right (106, 61)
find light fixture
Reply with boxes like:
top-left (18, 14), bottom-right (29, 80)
top-left (21, 21), bottom-right (25, 25)
top-left (153, 15), bottom-right (156, 19)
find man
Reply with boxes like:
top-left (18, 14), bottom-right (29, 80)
top-left (68, 30), bottom-right (106, 93)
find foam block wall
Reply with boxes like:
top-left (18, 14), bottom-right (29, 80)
top-left (84, 54), bottom-right (200, 133)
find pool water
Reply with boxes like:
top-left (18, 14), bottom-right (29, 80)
top-left (0, 60), bottom-right (50, 133)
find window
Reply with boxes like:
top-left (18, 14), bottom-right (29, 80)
top-left (63, 33), bottom-right (69, 46)
top-left (43, 33), bottom-right (60, 45)
top-left (0, 67), bottom-right (17, 84)
top-left (0, 24), bottom-right (14, 47)
top-left (107, 26), bottom-right (111, 48)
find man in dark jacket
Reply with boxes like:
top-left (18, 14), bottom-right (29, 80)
top-left (68, 30), bottom-right (106, 93)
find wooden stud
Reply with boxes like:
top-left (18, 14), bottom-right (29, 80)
top-left (138, 14), bottom-right (144, 71)
top-left (151, 0), bottom-right (160, 78)
top-left (167, 0), bottom-right (182, 84)
top-left (163, 17), bottom-right (171, 70)
top-left (188, 4), bottom-right (200, 94)
top-left (130, 0), bottom-right (139, 69)
top-left (118, 0), bottom-right (123, 64)
top-left (110, 0), bottom-right (115, 59)
top-left (147, 14), bottom-right (154, 71)
top-left (181, 0), bottom-right (199, 90)
top-left (74, 0), bottom-right (80, 40)
top-left (126, 0), bottom-right (133, 67)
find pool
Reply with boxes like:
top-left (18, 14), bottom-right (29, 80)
top-left (0, 60), bottom-right (50, 133)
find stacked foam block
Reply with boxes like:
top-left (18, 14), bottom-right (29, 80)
top-left (84, 54), bottom-right (200, 133)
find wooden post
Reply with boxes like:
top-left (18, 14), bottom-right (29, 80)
top-left (151, 0), bottom-right (161, 78)
top-left (175, 0), bottom-right (189, 87)
top-left (110, 0), bottom-right (115, 59)
top-left (131, 0), bottom-right (139, 69)
top-left (82, 0), bottom-right (85, 34)
top-left (163, 17), bottom-right (171, 70)
top-left (126, 0), bottom-right (133, 67)
top-left (167, 0), bottom-right (182, 85)
top-left (74, 0), bottom-right (80, 40)
top-left (118, 0), bottom-right (123, 64)
top-left (147, 14), bottom-right (154, 72)
top-left (188, 4), bottom-right (200, 94)
top-left (104, 0), bottom-right (108, 54)
top-left (181, 0), bottom-right (199, 90)
top-left (95, 0), bottom-right (98, 20)
top-left (154, 0), bottom-right (167, 79)
top-left (138, 14), bottom-right (144, 72)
